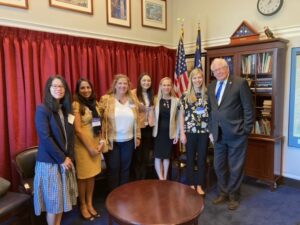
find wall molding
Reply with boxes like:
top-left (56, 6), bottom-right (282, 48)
top-left (1, 17), bottom-right (300, 53)
top-left (0, 17), bottom-right (174, 49)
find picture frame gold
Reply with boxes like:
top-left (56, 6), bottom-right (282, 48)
top-left (142, 0), bottom-right (166, 30)
top-left (186, 53), bottom-right (207, 77)
top-left (0, 0), bottom-right (28, 9)
top-left (107, 0), bottom-right (131, 28)
top-left (49, 0), bottom-right (93, 15)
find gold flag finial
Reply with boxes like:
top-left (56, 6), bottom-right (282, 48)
top-left (177, 18), bottom-right (184, 39)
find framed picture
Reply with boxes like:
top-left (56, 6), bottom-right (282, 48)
top-left (0, 0), bottom-right (28, 9)
top-left (288, 48), bottom-right (300, 148)
top-left (142, 0), bottom-right (166, 30)
top-left (106, 0), bottom-right (131, 28)
top-left (49, 0), bottom-right (93, 14)
top-left (186, 53), bottom-right (207, 77)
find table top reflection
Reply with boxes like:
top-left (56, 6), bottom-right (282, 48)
top-left (106, 179), bottom-right (204, 225)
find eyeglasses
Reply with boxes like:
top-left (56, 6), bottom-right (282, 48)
top-left (51, 85), bottom-right (65, 89)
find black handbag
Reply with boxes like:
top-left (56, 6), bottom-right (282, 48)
top-left (0, 177), bottom-right (11, 197)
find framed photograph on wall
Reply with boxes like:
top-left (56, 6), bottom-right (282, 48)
top-left (0, 0), bottom-right (28, 9)
top-left (186, 53), bottom-right (207, 78)
top-left (106, 0), bottom-right (131, 28)
top-left (49, 0), bottom-right (93, 14)
top-left (288, 47), bottom-right (300, 148)
top-left (142, 0), bottom-right (166, 30)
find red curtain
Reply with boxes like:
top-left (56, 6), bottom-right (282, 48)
top-left (0, 25), bottom-right (176, 188)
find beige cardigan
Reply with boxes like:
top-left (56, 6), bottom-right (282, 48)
top-left (99, 94), bottom-right (141, 151)
top-left (152, 96), bottom-right (180, 139)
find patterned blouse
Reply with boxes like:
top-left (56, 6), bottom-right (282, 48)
top-left (179, 92), bottom-right (209, 134)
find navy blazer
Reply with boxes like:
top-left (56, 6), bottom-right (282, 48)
top-left (208, 76), bottom-right (254, 142)
top-left (35, 104), bottom-right (75, 164)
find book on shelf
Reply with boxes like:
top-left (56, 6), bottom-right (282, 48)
top-left (256, 78), bottom-right (272, 87)
top-left (261, 111), bottom-right (271, 117)
top-left (251, 87), bottom-right (272, 92)
top-left (263, 100), bottom-right (272, 106)
top-left (258, 52), bottom-right (273, 73)
top-left (242, 54), bottom-right (256, 74)
top-left (261, 118), bottom-right (271, 135)
top-left (255, 119), bottom-right (271, 135)
top-left (260, 100), bottom-right (272, 117)
top-left (255, 121), bottom-right (261, 134)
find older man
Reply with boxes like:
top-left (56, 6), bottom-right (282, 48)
top-left (208, 58), bottom-right (254, 210)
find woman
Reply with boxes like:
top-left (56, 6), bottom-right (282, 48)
top-left (153, 77), bottom-right (179, 180)
top-left (99, 74), bottom-right (141, 191)
top-left (73, 78), bottom-right (104, 220)
top-left (132, 73), bottom-right (155, 180)
top-left (34, 75), bottom-right (78, 225)
top-left (179, 68), bottom-right (209, 195)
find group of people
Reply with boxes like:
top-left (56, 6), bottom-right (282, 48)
top-left (33, 57), bottom-right (254, 225)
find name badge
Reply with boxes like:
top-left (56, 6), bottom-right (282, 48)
top-left (195, 106), bottom-right (205, 115)
top-left (68, 114), bottom-right (75, 124)
top-left (92, 118), bottom-right (101, 127)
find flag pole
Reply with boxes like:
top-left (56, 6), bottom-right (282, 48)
top-left (174, 18), bottom-right (188, 97)
top-left (194, 23), bottom-right (202, 69)
top-left (176, 18), bottom-right (184, 39)
top-left (181, 19), bottom-right (184, 39)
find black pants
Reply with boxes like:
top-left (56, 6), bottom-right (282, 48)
top-left (104, 139), bottom-right (134, 191)
top-left (133, 126), bottom-right (153, 180)
top-left (185, 133), bottom-right (209, 186)
top-left (214, 132), bottom-right (248, 200)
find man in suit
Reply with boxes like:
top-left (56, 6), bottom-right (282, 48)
top-left (208, 58), bottom-right (254, 210)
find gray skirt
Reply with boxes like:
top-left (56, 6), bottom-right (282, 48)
top-left (34, 161), bottom-right (78, 215)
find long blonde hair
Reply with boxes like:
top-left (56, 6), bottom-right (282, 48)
top-left (184, 68), bottom-right (207, 103)
top-left (157, 77), bottom-right (176, 101)
top-left (107, 74), bottom-right (132, 97)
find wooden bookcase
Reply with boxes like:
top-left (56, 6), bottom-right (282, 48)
top-left (205, 38), bottom-right (288, 190)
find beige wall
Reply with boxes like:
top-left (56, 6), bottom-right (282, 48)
top-left (172, 0), bottom-right (300, 52)
top-left (0, 0), bottom-right (173, 47)
top-left (1, 0), bottom-right (300, 180)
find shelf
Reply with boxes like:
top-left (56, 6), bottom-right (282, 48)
top-left (257, 73), bottom-right (272, 76)
top-left (249, 135), bottom-right (284, 142)
top-left (255, 93), bottom-right (272, 97)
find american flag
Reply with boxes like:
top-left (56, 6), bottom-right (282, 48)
top-left (174, 36), bottom-right (188, 97)
top-left (194, 28), bottom-right (202, 69)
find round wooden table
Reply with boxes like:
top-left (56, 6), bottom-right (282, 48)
top-left (106, 180), bottom-right (204, 225)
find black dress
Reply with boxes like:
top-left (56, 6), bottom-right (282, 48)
top-left (154, 99), bottom-right (173, 159)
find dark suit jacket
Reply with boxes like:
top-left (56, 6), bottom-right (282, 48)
top-left (208, 76), bottom-right (254, 142)
top-left (35, 104), bottom-right (74, 164)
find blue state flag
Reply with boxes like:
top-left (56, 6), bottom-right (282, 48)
top-left (194, 29), bottom-right (202, 69)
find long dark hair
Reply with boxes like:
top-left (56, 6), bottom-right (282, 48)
top-left (74, 78), bottom-right (101, 136)
top-left (136, 72), bottom-right (154, 106)
top-left (44, 75), bottom-right (72, 115)
top-left (74, 78), bottom-right (96, 116)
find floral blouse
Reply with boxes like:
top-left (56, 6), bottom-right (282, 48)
top-left (179, 92), bottom-right (209, 134)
